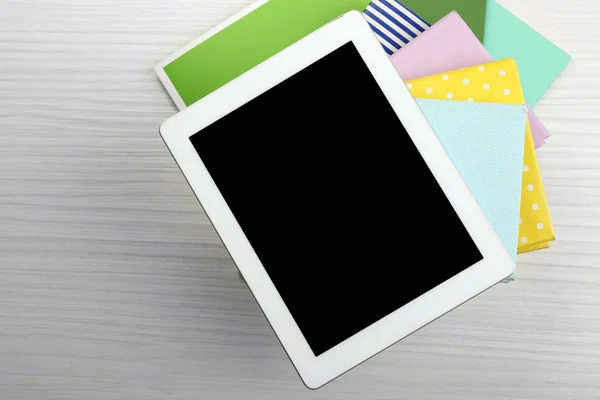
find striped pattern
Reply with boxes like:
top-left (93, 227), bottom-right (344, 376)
top-left (363, 0), bottom-right (430, 55)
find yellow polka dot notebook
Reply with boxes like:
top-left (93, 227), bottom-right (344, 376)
top-left (406, 59), bottom-right (555, 254)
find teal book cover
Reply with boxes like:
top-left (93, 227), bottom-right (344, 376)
top-left (484, 1), bottom-right (571, 106)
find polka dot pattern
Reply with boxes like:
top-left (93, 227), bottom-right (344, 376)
top-left (406, 59), bottom-right (554, 255)
top-left (406, 59), bottom-right (526, 106)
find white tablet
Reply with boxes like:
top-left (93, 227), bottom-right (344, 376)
top-left (160, 11), bottom-right (514, 389)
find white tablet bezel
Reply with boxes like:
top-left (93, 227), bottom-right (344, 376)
top-left (160, 11), bottom-right (515, 389)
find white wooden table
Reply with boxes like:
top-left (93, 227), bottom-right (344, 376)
top-left (1, 0), bottom-right (599, 398)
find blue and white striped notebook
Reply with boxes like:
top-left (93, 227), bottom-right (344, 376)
top-left (363, 0), bottom-right (430, 55)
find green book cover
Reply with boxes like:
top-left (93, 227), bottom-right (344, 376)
top-left (158, 0), bottom-right (372, 108)
top-left (398, 0), bottom-right (487, 42)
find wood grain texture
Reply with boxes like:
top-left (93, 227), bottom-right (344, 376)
top-left (1, 0), bottom-right (599, 398)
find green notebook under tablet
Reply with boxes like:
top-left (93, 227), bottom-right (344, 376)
top-left (156, 0), bottom-right (371, 109)
top-left (398, 0), bottom-right (487, 42)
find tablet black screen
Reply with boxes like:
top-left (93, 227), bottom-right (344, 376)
top-left (190, 42), bottom-right (483, 356)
